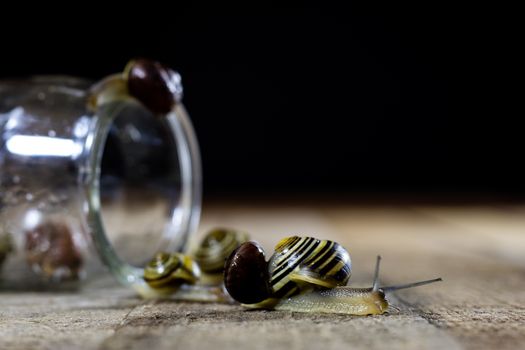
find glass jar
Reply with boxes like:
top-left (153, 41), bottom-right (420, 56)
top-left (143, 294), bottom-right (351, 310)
top-left (0, 67), bottom-right (201, 294)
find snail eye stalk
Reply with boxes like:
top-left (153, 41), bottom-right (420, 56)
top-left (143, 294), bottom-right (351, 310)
top-left (380, 278), bottom-right (443, 293)
top-left (372, 255), bottom-right (381, 292)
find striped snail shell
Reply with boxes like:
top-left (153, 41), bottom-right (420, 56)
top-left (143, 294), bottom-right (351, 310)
top-left (268, 236), bottom-right (351, 299)
top-left (224, 236), bottom-right (352, 304)
top-left (144, 252), bottom-right (201, 291)
top-left (194, 228), bottom-right (249, 273)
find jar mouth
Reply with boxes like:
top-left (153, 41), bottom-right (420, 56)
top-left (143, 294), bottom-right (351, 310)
top-left (85, 101), bottom-right (201, 292)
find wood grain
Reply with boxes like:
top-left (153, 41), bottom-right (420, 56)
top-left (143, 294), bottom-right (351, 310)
top-left (1, 202), bottom-right (524, 349)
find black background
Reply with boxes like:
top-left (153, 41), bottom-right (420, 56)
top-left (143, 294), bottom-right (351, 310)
top-left (1, 5), bottom-right (521, 198)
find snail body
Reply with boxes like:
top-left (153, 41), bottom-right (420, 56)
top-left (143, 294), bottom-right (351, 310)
top-left (225, 238), bottom-right (442, 315)
top-left (261, 287), bottom-right (388, 316)
top-left (268, 261), bottom-right (442, 315)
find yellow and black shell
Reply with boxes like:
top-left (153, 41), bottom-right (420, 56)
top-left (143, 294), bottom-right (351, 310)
top-left (194, 228), bottom-right (249, 274)
top-left (144, 252), bottom-right (201, 291)
top-left (268, 236), bottom-right (352, 299)
top-left (224, 236), bottom-right (352, 305)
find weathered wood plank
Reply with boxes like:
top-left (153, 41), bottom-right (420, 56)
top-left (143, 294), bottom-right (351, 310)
top-left (1, 203), bottom-right (524, 350)
top-left (100, 301), bottom-right (461, 350)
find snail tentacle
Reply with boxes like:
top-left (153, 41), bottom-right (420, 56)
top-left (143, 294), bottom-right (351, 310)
top-left (380, 277), bottom-right (443, 293)
top-left (372, 255), bottom-right (382, 291)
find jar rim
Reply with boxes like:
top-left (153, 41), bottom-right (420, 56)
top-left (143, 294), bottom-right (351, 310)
top-left (84, 102), bottom-right (202, 295)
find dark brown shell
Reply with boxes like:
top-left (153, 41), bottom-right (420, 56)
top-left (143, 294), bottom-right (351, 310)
top-left (224, 241), bottom-right (271, 304)
top-left (126, 58), bottom-right (183, 114)
top-left (25, 220), bottom-right (83, 280)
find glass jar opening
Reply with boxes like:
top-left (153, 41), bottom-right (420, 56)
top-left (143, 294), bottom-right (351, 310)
top-left (99, 102), bottom-right (181, 267)
top-left (87, 101), bottom-right (201, 288)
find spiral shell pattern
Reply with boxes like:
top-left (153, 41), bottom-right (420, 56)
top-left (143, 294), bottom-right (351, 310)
top-left (268, 236), bottom-right (352, 299)
top-left (144, 252), bottom-right (200, 290)
top-left (194, 228), bottom-right (249, 273)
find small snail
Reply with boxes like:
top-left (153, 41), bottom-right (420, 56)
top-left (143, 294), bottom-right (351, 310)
top-left (140, 228), bottom-right (248, 301)
top-left (126, 59), bottom-right (183, 114)
top-left (141, 251), bottom-right (231, 302)
top-left (24, 220), bottom-right (83, 281)
top-left (88, 58), bottom-right (182, 115)
top-left (193, 228), bottom-right (249, 285)
top-left (224, 236), bottom-right (442, 315)
top-left (144, 252), bottom-right (201, 295)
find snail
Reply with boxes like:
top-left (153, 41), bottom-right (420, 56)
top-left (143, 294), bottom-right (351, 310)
top-left (126, 59), bottom-right (183, 114)
top-left (141, 251), bottom-right (228, 301)
top-left (224, 236), bottom-right (442, 315)
top-left (144, 252), bottom-right (201, 295)
top-left (88, 58), bottom-right (182, 115)
top-left (140, 228), bottom-right (248, 301)
top-left (24, 220), bottom-right (83, 281)
top-left (193, 228), bottom-right (249, 285)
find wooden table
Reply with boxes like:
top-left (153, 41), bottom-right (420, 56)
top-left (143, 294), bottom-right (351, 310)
top-left (1, 200), bottom-right (524, 349)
